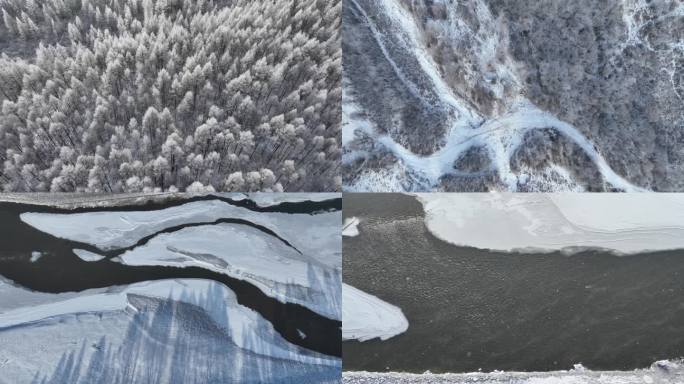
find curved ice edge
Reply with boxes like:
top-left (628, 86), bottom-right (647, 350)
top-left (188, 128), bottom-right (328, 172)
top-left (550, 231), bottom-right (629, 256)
top-left (411, 193), bottom-right (684, 256)
top-left (0, 279), bottom-right (340, 367)
top-left (19, 199), bottom-right (338, 252)
top-left (231, 192), bottom-right (341, 207)
top-left (343, 360), bottom-right (684, 383)
top-left (342, 283), bottom-right (408, 342)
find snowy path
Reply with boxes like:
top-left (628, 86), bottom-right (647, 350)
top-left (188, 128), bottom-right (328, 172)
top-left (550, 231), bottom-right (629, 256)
top-left (344, 0), bottom-right (648, 192)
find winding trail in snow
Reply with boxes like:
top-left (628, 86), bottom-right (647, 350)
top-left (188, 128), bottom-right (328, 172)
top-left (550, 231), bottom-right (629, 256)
top-left (345, 0), bottom-right (648, 192)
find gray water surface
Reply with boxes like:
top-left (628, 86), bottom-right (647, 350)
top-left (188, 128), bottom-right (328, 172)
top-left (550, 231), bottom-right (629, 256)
top-left (343, 193), bottom-right (684, 373)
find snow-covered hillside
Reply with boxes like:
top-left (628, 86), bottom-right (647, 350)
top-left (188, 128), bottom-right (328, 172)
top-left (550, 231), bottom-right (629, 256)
top-left (342, 0), bottom-right (684, 192)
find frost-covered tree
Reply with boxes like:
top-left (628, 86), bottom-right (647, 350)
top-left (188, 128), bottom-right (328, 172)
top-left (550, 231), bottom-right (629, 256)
top-left (0, 0), bottom-right (341, 192)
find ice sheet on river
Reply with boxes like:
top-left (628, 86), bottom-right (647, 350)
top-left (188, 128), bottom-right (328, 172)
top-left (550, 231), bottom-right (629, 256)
top-left (417, 193), bottom-right (684, 255)
top-left (0, 278), bottom-right (340, 384)
top-left (119, 223), bottom-right (341, 319)
top-left (19, 197), bottom-right (342, 319)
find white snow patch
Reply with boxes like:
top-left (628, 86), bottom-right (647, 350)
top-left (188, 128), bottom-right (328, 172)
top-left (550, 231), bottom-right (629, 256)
top-left (236, 193), bottom-right (339, 207)
top-left (18, 198), bottom-right (342, 319)
top-left (342, 283), bottom-right (408, 342)
top-left (416, 193), bottom-right (684, 255)
top-left (345, 163), bottom-right (408, 192)
top-left (72, 249), bottom-right (106, 262)
top-left (29, 252), bottom-right (42, 263)
top-left (343, 217), bottom-right (361, 237)
top-left (518, 164), bottom-right (585, 192)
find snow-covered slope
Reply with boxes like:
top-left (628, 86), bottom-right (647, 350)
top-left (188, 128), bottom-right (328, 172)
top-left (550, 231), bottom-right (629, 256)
top-left (342, 283), bottom-right (408, 342)
top-left (416, 193), bottom-right (684, 254)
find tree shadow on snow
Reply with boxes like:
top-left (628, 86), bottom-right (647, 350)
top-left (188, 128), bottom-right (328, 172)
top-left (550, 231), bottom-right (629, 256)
top-left (30, 283), bottom-right (341, 384)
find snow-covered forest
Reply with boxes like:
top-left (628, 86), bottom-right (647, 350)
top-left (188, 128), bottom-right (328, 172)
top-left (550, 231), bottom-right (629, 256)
top-left (0, 0), bottom-right (341, 192)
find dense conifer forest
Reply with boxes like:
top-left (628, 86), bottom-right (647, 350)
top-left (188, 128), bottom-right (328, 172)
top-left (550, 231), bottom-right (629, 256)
top-left (0, 0), bottom-right (341, 192)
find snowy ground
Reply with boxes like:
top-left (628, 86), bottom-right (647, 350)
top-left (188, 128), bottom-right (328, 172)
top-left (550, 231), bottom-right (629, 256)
top-left (19, 197), bottom-right (342, 319)
top-left (342, 283), bottom-right (408, 342)
top-left (343, 360), bottom-right (684, 383)
top-left (0, 279), bottom-right (340, 384)
top-left (416, 193), bottom-right (684, 254)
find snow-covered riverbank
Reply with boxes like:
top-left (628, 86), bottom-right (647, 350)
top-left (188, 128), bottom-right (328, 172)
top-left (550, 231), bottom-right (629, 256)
top-left (19, 197), bottom-right (342, 319)
top-left (342, 283), bottom-right (408, 342)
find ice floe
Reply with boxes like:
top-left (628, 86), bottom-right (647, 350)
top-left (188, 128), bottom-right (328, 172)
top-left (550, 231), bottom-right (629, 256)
top-left (0, 279), bottom-right (340, 384)
top-left (343, 217), bottom-right (361, 237)
top-left (73, 249), bottom-right (106, 262)
top-left (342, 283), bottom-right (408, 341)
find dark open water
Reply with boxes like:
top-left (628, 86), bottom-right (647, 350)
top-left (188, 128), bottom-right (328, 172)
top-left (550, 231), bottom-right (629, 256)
top-left (0, 195), bottom-right (342, 357)
top-left (343, 193), bottom-right (684, 373)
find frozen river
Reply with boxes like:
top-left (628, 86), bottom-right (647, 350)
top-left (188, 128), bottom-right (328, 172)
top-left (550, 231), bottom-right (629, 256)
top-left (343, 193), bottom-right (684, 373)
